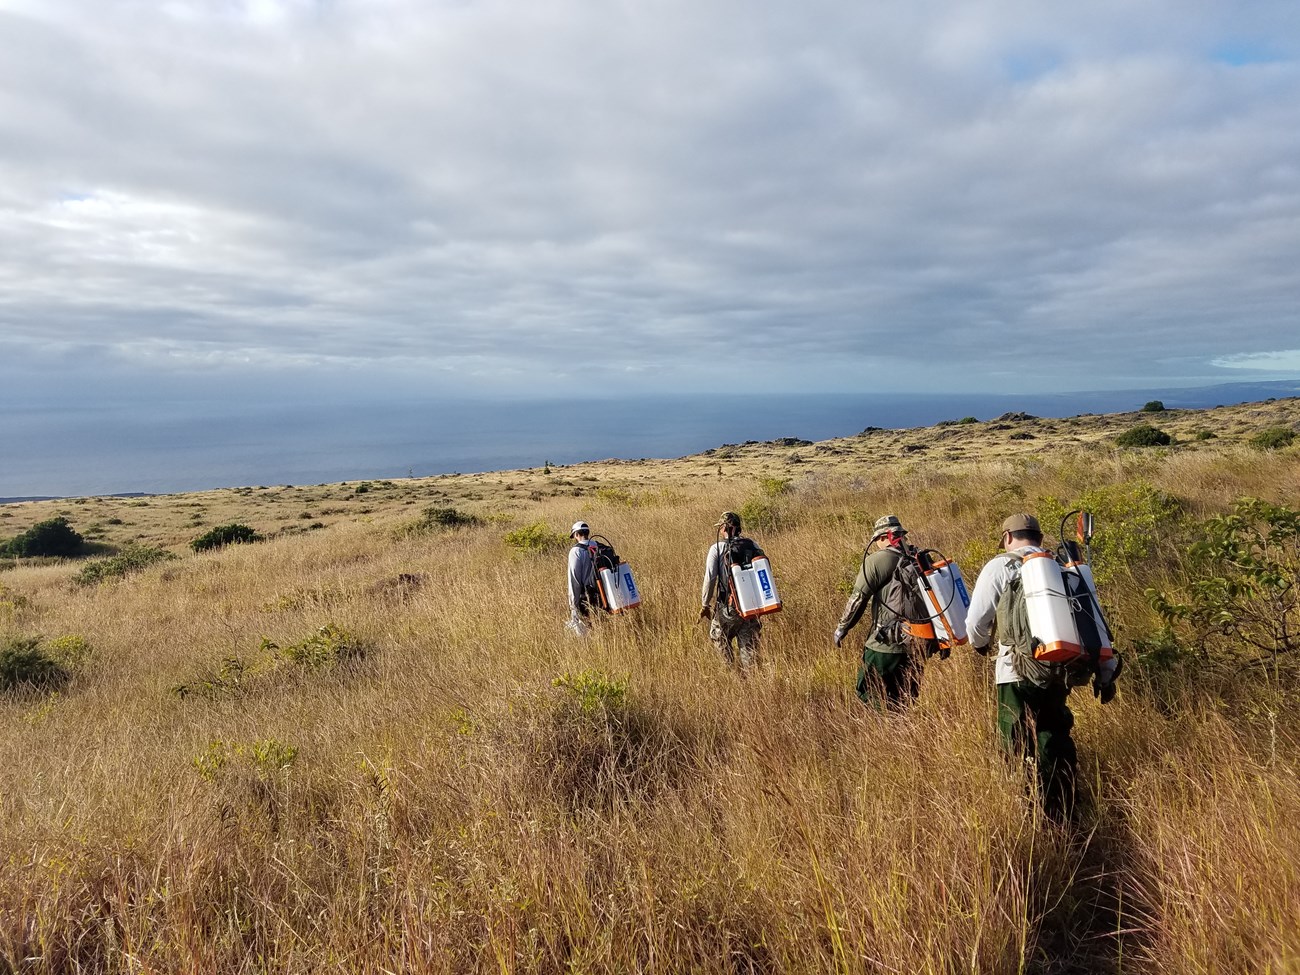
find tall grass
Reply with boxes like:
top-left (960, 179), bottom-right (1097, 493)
top-left (0, 442), bottom-right (1297, 972)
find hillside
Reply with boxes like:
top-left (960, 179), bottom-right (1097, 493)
top-left (0, 397), bottom-right (1298, 973)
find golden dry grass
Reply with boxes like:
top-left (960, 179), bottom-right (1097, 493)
top-left (0, 397), bottom-right (1297, 973)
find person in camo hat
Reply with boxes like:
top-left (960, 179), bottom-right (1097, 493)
top-left (833, 514), bottom-right (924, 709)
top-left (966, 513), bottom-right (1121, 819)
top-left (699, 511), bottom-right (766, 673)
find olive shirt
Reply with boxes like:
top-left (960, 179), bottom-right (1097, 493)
top-left (836, 544), bottom-right (909, 655)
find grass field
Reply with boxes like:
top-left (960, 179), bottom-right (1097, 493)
top-left (1, 398), bottom-right (1298, 973)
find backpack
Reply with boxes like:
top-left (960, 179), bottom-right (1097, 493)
top-left (875, 546), bottom-right (941, 656)
top-left (995, 552), bottom-right (1099, 687)
top-left (716, 535), bottom-right (761, 607)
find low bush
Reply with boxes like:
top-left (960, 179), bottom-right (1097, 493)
top-left (191, 523), bottom-right (262, 552)
top-left (503, 521), bottom-right (569, 554)
top-left (73, 545), bottom-right (176, 586)
top-left (0, 637), bottom-right (71, 694)
top-left (1142, 400), bottom-right (1166, 412)
top-left (0, 517), bottom-right (84, 558)
top-left (1115, 424), bottom-right (1172, 448)
top-left (261, 624), bottom-right (367, 670)
top-left (1250, 426), bottom-right (1296, 451)
top-left (407, 506), bottom-right (479, 534)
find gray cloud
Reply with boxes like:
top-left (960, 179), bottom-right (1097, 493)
top-left (1, 0), bottom-right (1298, 395)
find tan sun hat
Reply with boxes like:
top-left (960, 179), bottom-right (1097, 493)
top-left (870, 514), bottom-right (907, 541)
top-left (715, 511), bottom-right (741, 531)
top-left (1000, 513), bottom-right (1041, 535)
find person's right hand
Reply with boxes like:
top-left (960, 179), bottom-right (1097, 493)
top-left (698, 605), bottom-right (711, 621)
top-left (973, 644), bottom-right (990, 656)
top-left (833, 627), bottom-right (846, 647)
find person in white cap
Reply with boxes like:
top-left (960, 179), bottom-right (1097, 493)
top-left (567, 521), bottom-right (599, 635)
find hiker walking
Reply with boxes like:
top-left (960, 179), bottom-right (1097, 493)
top-left (567, 521), bottom-right (600, 636)
top-left (967, 514), bottom-right (1121, 818)
top-left (699, 511), bottom-right (765, 672)
top-left (834, 514), bottom-right (929, 709)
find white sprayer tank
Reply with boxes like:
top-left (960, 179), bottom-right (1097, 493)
top-left (729, 556), bottom-right (782, 618)
top-left (1020, 552), bottom-right (1083, 663)
top-left (919, 559), bottom-right (970, 647)
top-left (598, 562), bottom-right (642, 614)
top-left (1061, 559), bottom-right (1114, 662)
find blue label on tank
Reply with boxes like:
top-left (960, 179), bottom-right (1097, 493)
top-left (758, 569), bottom-right (772, 599)
top-left (955, 576), bottom-right (970, 607)
top-left (623, 570), bottom-right (637, 598)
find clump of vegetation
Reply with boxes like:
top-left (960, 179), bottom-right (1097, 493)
top-left (191, 523), bottom-right (262, 552)
top-left (738, 477), bottom-right (792, 532)
top-left (1193, 429), bottom-right (1217, 441)
top-left (45, 634), bottom-right (93, 668)
top-left (503, 521), bottom-right (569, 553)
top-left (594, 486), bottom-right (635, 506)
top-left (0, 517), bottom-right (84, 558)
top-left (1147, 498), bottom-right (1300, 660)
top-left (1250, 426), bottom-right (1296, 451)
top-left (406, 506), bottom-right (480, 534)
top-left (173, 656), bottom-right (249, 700)
top-left (354, 481), bottom-right (373, 494)
top-left (73, 545), bottom-right (176, 586)
top-left (1142, 400), bottom-right (1166, 412)
top-left (261, 624), bottom-right (367, 670)
top-left (192, 737), bottom-right (299, 784)
top-left (1116, 424), bottom-right (1172, 448)
top-left (1040, 480), bottom-right (1184, 582)
top-left (0, 637), bottom-right (71, 694)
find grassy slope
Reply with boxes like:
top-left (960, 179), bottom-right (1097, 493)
top-left (0, 399), bottom-right (1298, 973)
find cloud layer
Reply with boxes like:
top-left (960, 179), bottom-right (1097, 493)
top-left (2, 0), bottom-right (1298, 395)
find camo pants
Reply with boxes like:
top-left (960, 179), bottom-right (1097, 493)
top-left (710, 603), bottom-right (761, 672)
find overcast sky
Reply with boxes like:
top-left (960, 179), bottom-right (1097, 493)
top-left (1, 0), bottom-right (1298, 400)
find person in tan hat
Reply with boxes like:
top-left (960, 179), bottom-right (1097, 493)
top-left (699, 511), bottom-right (766, 672)
top-left (966, 513), bottom-right (1120, 819)
top-left (833, 514), bottom-right (927, 708)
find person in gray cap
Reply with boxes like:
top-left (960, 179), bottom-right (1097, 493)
top-left (566, 521), bottom-right (599, 635)
top-left (833, 514), bottom-right (927, 708)
top-left (966, 513), bottom-right (1120, 819)
top-left (699, 511), bottom-right (765, 672)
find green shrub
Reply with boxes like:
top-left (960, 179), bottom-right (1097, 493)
top-left (261, 624), bottom-right (367, 670)
top-left (594, 487), bottom-right (635, 506)
top-left (173, 657), bottom-right (249, 700)
top-left (1250, 426), bottom-right (1296, 451)
top-left (0, 637), bottom-right (71, 694)
top-left (503, 522), bottom-right (569, 554)
top-left (415, 506), bottom-right (479, 530)
top-left (45, 634), bottom-right (93, 667)
top-left (1115, 424), bottom-right (1172, 448)
top-left (354, 482), bottom-right (372, 494)
top-left (1141, 400), bottom-right (1166, 413)
top-left (0, 517), bottom-right (84, 558)
top-left (1147, 498), bottom-right (1300, 660)
top-left (73, 545), bottom-right (176, 586)
top-left (1038, 480), bottom-right (1184, 584)
top-left (191, 523), bottom-right (262, 552)
top-left (1194, 430), bottom-right (1216, 441)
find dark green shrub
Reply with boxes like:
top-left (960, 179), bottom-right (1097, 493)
top-left (1250, 426), bottom-right (1295, 451)
top-left (354, 482), bottom-right (372, 494)
top-left (1194, 430), bottom-right (1216, 441)
top-left (958, 416), bottom-right (978, 424)
top-left (0, 637), bottom-right (70, 694)
top-left (73, 545), bottom-right (176, 586)
top-left (414, 506), bottom-right (479, 531)
top-left (191, 523), bottom-right (262, 552)
top-left (1141, 400), bottom-right (1166, 413)
top-left (1115, 424), bottom-right (1172, 448)
top-left (1, 517), bottom-right (84, 558)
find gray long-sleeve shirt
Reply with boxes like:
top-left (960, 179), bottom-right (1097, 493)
top-left (701, 537), bottom-right (765, 607)
top-left (567, 541), bottom-right (597, 615)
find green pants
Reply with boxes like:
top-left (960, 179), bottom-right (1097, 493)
top-left (997, 681), bottom-right (1077, 818)
top-left (856, 648), bottom-right (919, 710)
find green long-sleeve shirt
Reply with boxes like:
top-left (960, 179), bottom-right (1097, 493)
top-left (837, 545), bottom-right (908, 655)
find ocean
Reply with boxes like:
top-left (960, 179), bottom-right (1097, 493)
top-left (3, 381), bottom-right (1296, 499)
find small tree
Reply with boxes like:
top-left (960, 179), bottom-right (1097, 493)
top-left (192, 523), bottom-right (262, 552)
top-left (0, 517), bottom-right (84, 557)
top-left (1141, 400), bottom-right (1166, 413)
top-left (1116, 424), bottom-right (1172, 448)
top-left (1147, 498), bottom-right (1299, 660)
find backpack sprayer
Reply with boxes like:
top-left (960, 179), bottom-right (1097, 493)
top-left (1055, 511), bottom-right (1115, 668)
top-left (864, 533), bottom-right (971, 652)
top-left (716, 527), bottom-right (782, 618)
top-left (591, 534), bottom-right (642, 614)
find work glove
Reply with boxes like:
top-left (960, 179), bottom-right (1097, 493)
top-left (938, 646), bottom-right (951, 661)
top-left (1093, 677), bottom-right (1117, 704)
top-left (698, 605), bottom-right (712, 622)
top-left (833, 627), bottom-right (846, 647)
top-left (973, 644), bottom-right (990, 657)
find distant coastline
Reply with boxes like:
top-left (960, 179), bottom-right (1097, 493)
top-left (4, 380), bottom-right (1297, 500)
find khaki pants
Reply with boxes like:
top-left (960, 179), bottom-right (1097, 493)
top-left (710, 603), bottom-right (761, 671)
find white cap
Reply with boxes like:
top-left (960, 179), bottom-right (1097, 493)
top-left (570, 521), bottom-right (590, 537)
